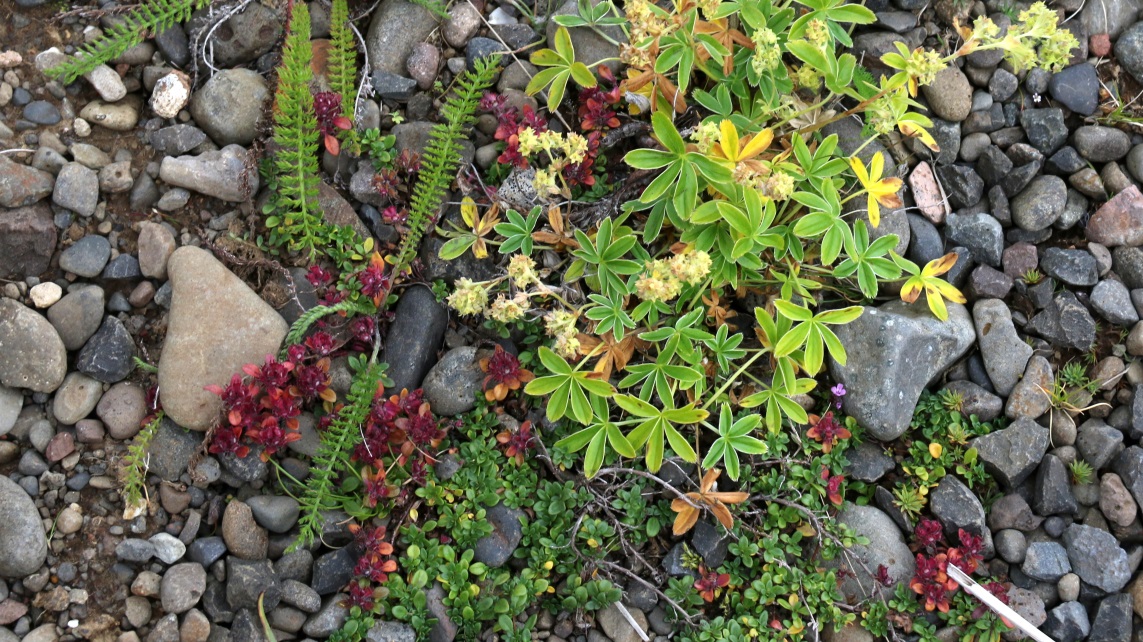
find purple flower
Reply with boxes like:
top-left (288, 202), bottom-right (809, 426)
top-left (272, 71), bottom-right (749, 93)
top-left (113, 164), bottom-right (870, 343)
top-left (831, 383), bottom-right (847, 397)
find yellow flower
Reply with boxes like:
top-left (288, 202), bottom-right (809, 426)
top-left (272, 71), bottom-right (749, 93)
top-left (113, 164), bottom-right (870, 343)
top-left (929, 442), bottom-right (943, 458)
top-left (517, 127), bottom-right (541, 156)
top-left (713, 120), bottom-right (773, 165)
top-left (447, 278), bottom-right (488, 316)
top-left (848, 152), bottom-right (903, 228)
top-left (507, 254), bottom-right (538, 288)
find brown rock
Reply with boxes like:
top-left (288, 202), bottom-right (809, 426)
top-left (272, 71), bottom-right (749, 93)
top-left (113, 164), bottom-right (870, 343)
top-left (44, 432), bottom-right (74, 463)
top-left (0, 598), bottom-right (27, 625)
top-left (318, 183), bottom-right (370, 241)
top-left (1005, 355), bottom-right (1053, 419)
top-left (1091, 33), bottom-right (1112, 57)
top-left (0, 201), bottom-right (57, 279)
top-left (908, 161), bottom-right (947, 224)
top-left (1087, 184), bottom-right (1143, 247)
top-left (157, 247), bottom-right (287, 430)
top-left (0, 157), bottom-right (54, 208)
top-left (1101, 473), bottom-right (1138, 526)
top-left (222, 500), bottom-right (268, 560)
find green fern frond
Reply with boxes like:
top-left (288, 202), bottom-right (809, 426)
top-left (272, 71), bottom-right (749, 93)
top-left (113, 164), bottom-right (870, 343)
top-left (291, 357), bottom-right (385, 552)
top-left (47, 0), bottom-right (210, 84)
top-left (392, 55), bottom-right (500, 279)
top-left (267, 2), bottom-right (328, 259)
top-left (328, 0), bottom-right (359, 121)
top-left (279, 298), bottom-right (374, 357)
top-left (121, 411), bottom-right (163, 520)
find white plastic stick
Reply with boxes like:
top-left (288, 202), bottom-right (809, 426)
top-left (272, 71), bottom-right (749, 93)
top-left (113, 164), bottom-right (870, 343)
top-left (946, 564), bottom-right (1056, 642)
top-left (613, 602), bottom-right (650, 642)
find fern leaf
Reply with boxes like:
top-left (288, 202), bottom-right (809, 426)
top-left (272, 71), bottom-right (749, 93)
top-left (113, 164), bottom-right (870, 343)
top-left (327, 0), bottom-right (359, 121)
top-left (291, 358), bottom-right (385, 552)
top-left (47, 0), bottom-right (210, 84)
top-left (269, 2), bottom-right (328, 259)
top-left (279, 298), bottom-right (373, 357)
top-left (391, 55), bottom-right (500, 280)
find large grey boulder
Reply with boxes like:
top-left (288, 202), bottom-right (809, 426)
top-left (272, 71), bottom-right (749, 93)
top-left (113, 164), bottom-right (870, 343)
top-left (828, 504), bottom-right (915, 603)
top-left (830, 300), bottom-right (975, 440)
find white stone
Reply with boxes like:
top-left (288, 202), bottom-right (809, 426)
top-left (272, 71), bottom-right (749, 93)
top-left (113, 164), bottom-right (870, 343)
top-left (73, 118), bottom-right (91, 138)
top-left (29, 282), bottom-right (62, 308)
top-left (150, 71), bottom-right (191, 120)
top-left (84, 64), bottom-right (127, 102)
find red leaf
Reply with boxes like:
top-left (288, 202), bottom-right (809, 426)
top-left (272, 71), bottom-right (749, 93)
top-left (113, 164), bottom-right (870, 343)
top-left (333, 116), bottom-right (353, 130)
top-left (324, 133), bottom-right (341, 156)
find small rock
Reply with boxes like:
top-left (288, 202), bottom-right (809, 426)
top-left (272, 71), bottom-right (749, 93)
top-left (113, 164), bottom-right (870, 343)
top-left (158, 144), bottom-right (259, 203)
top-left (52, 163), bottom-right (99, 217)
top-left (161, 562), bottom-right (206, 614)
top-left (222, 501), bottom-right (269, 560)
top-left (0, 476), bottom-right (47, 578)
top-left (922, 66), bottom-right (973, 122)
top-left (1011, 175), bottom-right (1067, 231)
top-left (158, 247), bottom-right (286, 430)
top-left (79, 97), bottom-right (140, 131)
top-left (974, 417), bottom-right (1050, 490)
top-left (474, 503), bottom-right (524, 568)
top-left (1043, 601), bottom-right (1090, 642)
top-left (1040, 248), bottom-right (1098, 287)
top-left (1022, 541), bottom-right (1071, 582)
top-left (76, 316), bottom-right (136, 383)
top-left (1005, 355), bottom-right (1053, 420)
top-left (0, 299), bottom-right (67, 393)
top-left (150, 70), bottom-right (191, 119)
top-left (189, 68), bottom-right (268, 146)
top-left (421, 346), bottom-right (484, 416)
top-left (1087, 184), bottom-right (1143, 247)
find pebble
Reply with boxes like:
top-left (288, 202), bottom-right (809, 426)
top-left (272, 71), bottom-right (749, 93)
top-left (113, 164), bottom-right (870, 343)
top-left (245, 495), bottom-right (301, 534)
top-left (1088, 185), bottom-right (1143, 247)
top-left (52, 163), bottom-right (99, 218)
top-left (59, 236), bottom-right (110, 277)
top-left (22, 101), bottom-right (60, 125)
top-left (76, 315), bottom-right (136, 383)
top-left (84, 65), bottom-right (126, 102)
top-left (1040, 247), bottom-right (1098, 287)
top-left (1047, 63), bottom-right (1099, 116)
top-left (1011, 175), bottom-right (1067, 231)
top-left (189, 69), bottom-right (268, 146)
top-left (0, 299), bottom-right (67, 393)
top-left (158, 144), bottom-right (258, 203)
top-left (1092, 279), bottom-right (1140, 325)
top-left (0, 475), bottom-right (47, 578)
top-left (150, 532), bottom-right (187, 564)
top-left (78, 97), bottom-right (140, 131)
top-left (28, 282), bottom-right (61, 308)
top-left (150, 70), bottom-right (191, 119)
top-left (1074, 125), bottom-right (1132, 162)
top-left (222, 501), bottom-right (269, 560)
top-left (160, 562), bottom-right (206, 614)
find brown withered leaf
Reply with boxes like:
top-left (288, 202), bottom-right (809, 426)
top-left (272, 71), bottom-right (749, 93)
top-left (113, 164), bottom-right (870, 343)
top-left (671, 468), bottom-right (750, 536)
top-left (532, 204), bottom-right (579, 250)
top-left (577, 331), bottom-right (643, 381)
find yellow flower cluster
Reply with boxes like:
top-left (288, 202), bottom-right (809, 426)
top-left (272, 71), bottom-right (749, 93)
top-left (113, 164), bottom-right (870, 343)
top-left (806, 19), bottom-right (830, 47)
top-left (765, 171), bottom-right (795, 201)
top-left (517, 128), bottom-right (590, 197)
top-left (634, 251), bottom-right (712, 302)
top-left (507, 254), bottom-right (539, 289)
top-left (448, 278), bottom-right (488, 316)
top-left (691, 120), bottom-right (721, 155)
top-left (750, 28), bottom-right (781, 75)
top-left (489, 293), bottom-right (529, 323)
top-left (545, 310), bottom-right (580, 358)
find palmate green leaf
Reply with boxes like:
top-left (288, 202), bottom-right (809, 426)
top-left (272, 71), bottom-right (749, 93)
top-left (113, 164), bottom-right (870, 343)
top-left (494, 206), bottom-right (540, 255)
top-left (525, 347), bottom-right (614, 424)
top-left (614, 394), bottom-right (705, 472)
top-left (556, 397), bottom-right (636, 477)
top-left (702, 405), bottom-right (767, 480)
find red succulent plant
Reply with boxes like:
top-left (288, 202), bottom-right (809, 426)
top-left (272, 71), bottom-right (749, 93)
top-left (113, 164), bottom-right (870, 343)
top-left (480, 345), bottom-right (535, 401)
